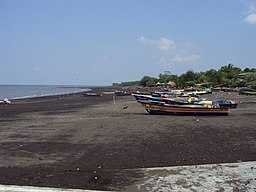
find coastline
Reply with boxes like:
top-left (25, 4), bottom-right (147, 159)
top-left (0, 85), bottom-right (94, 101)
top-left (0, 88), bottom-right (256, 190)
top-left (0, 86), bottom-right (116, 118)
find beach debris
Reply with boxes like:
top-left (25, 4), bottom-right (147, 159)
top-left (196, 119), bottom-right (200, 122)
top-left (76, 167), bottom-right (80, 171)
top-left (236, 159), bottom-right (243, 163)
top-left (123, 105), bottom-right (128, 109)
top-left (94, 176), bottom-right (98, 180)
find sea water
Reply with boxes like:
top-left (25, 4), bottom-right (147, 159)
top-left (0, 85), bottom-right (90, 100)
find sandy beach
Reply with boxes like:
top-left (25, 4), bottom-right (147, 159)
top-left (0, 86), bottom-right (256, 191)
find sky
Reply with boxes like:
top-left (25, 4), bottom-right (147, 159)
top-left (0, 0), bottom-right (256, 86)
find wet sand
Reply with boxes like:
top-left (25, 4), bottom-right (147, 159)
top-left (0, 87), bottom-right (255, 191)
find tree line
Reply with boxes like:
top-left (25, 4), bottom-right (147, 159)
top-left (113, 64), bottom-right (256, 88)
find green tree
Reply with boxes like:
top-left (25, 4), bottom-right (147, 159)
top-left (178, 70), bottom-right (199, 87)
top-left (218, 63), bottom-right (242, 86)
top-left (204, 69), bottom-right (219, 84)
top-left (139, 76), bottom-right (157, 87)
top-left (158, 71), bottom-right (178, 85)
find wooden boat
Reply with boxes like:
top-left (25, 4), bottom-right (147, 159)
top-left (186, 89), bottom-right (212, 96)
top-left (133, 93), bottom-right (162, 101)
top-left (138, 100), bottom-right (230, 116)
top-left (115, 90), bottom-right (131, 96)
top-left (133, 93), bottom-right (199, 104)
top-left (239, 88), bottom-right (256, 95)
top-left (133, 93), bottom-right (238, 109)
top-left (212, 100), bottom-right (238, 109)
top-left (82, 92), bottom-right (102, 97)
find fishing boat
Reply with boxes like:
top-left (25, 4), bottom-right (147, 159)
top-left (138, 100), bottom-right (230, 116)
top-left (186, 89), bottom-right (212, 96)
top-left (133, 93), bottom-right (238, 109)
top-left (213, 100), bottom-right (238, 108)
top-left (82, 92), bottom-right (102, 97)
top-left (115, 90), bottom-right (131, 96)
top-left (239, 88), bottom-right (256, 95)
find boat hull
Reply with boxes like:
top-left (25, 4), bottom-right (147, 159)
top-left (140, 101), bottom-right (230, 116)
top-left (239, 91), bottom-right (256, 95)
top-left (115, 91), bottom-right (131, 96)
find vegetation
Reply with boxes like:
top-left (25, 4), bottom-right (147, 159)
top-left (113, 81), bottom-right (140, 87)
top-left (113, 64), bottom-right (256, 88)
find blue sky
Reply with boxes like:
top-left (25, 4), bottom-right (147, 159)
top-left (1, 0), bottom-right (256, 85)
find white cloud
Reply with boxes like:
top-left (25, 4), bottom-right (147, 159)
top-left (244, 13), bottom-right (256, 24)
top-left (158, 37), bottom-right (175, 51)
top-left (138, 36), bottom-right (154, 44)
top-left (138, 36), bottom-right (176, 51)
top-left (139, 36), bottom-right (201, 66)
top-left (158, 54), bottom-right (201, 68)
top-left (242, 1), bottom-right (256, 24)
top-left (173, 54), bottom-right (201, 63)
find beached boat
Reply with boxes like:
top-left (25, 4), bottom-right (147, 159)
top-left (133, 93), bottom-right (162, 101)
top-left (213, 100), bottom-right (238, 108)
top-left (138, 100), bottom-right (230, 116)
top-left (82, 92), bottom-right (102, 97)
top-left (186, 89), bottom-right (212, 96)
top-left (163, 98), bottom-right (238, 108)
top-left (239, 88), bottom-right (256, 95)
top-left (115, 90), bottom-right (131, 96)
top-left (133, 93), bottom-right (238, 109)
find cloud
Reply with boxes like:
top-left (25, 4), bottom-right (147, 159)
top-left (244, 13), bottom-right (256, 24)
top-left (138, 36), bottom-right (154, 44)
top-left (242, 1), bottom-right (256, 24)
top-left (173, 54), bottom-right (201, 63)
top-left (138, 36), bottom-right (176, 51)
top-left (139, 36), bottom-right (201, 66)
top-left (158, 37), bottom-right (176, 51)
top-left (158, 54), bottom-right (201, 68)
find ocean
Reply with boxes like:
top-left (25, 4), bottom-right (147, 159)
top-left (0, 85), bottom-right (90, 100)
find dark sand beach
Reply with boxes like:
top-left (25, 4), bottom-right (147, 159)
top-left (0, 87), bottom-right (256, 191)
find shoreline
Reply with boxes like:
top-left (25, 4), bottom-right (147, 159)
top-left (2, 86), bottom-right (114, 103)
top-left (0, 85), bottom-right (113, 102)
top-left (0, 86), bottom-right (117, 118)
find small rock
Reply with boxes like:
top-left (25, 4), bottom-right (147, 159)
top-left (76, 168), bottom-right (80, 171)
top-left (123, 106), bottom-right (128, 109)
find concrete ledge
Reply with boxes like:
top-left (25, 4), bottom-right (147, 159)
top-left (124, 161), bottom-right (256, 191)
top-left (0, 185), bottom-right (110, 192)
